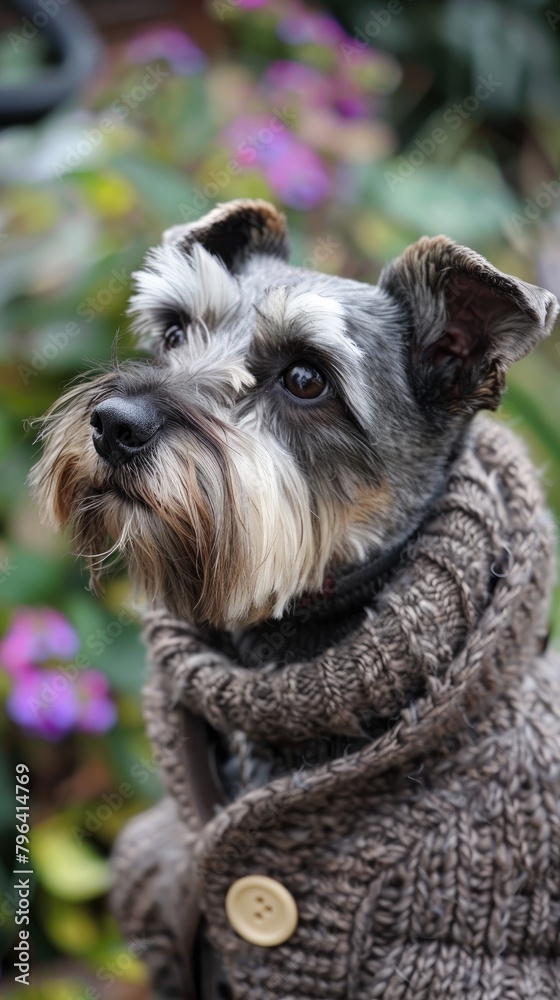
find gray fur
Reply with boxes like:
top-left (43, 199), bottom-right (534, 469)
top-left (30, 200), bottom-right (558, 628)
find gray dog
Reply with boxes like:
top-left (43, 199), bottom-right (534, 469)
top-left (30, 198), bottom-right (555, 626)
top-left (31, 200), bottom-right (560, 1000)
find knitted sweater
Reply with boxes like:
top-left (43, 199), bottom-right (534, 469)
top-left (112, 417), bottom-right (560, 1000)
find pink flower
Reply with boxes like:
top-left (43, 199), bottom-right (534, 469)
top-left (0, 608), bottom-right (79, 676)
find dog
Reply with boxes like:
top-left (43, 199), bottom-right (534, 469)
top-left (30, 200), bottom-right (560, 1000)
top-left (30, 198), bottom-right (556, 632)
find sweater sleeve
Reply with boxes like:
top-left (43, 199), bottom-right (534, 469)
top-left (149, 468), bottom-right (504, 742)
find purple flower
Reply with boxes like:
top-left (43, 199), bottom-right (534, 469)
top-left (127, 27), bottom-right (206, 76)
top-left (264, 60), bottom-right (325, 92)
top-left (7, 668), bottom-right (79, 741)
top-left (1, 608), bottom-right (117, 740)
top-left (6, 667), bottom-right (116, 741)
top-left (333, 96), bottom-right (369, 119)
top-left (0, 608), bottom-right (79, 676)
top-left (262, 60), bottom-right (329, 106)
top-left (262, 61), bottom-right (372, 123)
top-left (76, 671), bottom-right (117, 733)
top-left (223, 116), bottom-right (330, 210)
top-left (266, 144), bottom-right (331, 209)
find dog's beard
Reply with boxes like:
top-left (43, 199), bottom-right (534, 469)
top-left (30, 374), bottom-right (375, 628)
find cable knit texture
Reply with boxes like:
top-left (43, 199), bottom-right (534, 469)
top-left (111, 417), bottom-right (560, 1000)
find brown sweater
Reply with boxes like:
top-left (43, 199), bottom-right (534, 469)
top-left (112, 417), bottom-right (560, 1000)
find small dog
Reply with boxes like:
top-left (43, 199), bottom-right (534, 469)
top-left (31, 200), bottom-right (560, 1000)
top-left (31, 198), bottom-right (555, 631)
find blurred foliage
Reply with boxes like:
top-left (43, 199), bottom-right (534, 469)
top-left (0, 0), bottom-right (559, 993)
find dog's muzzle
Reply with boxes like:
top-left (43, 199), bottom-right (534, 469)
top-left (90, 395), bottom-right (163, 467)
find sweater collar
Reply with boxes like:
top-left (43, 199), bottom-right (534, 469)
top-left (145, 418), bottom-right (555, 829)
top-left (286, 532), bottom-right (416, 626)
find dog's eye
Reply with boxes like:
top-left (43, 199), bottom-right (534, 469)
top-left (281, 363), bottom-right (327, 400)
top-left (163, 324), bottom-right (186, 350)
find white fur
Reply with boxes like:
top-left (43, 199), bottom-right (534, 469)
top-left (165, 323), bottom-right (256, 402)
top-left (128, 244), bottom-right (240, 343)
top-left (283, 289), bottom-right (362, 363)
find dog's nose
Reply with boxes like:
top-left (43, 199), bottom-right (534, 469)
top-left (91, 396), bottom-right (163, 467)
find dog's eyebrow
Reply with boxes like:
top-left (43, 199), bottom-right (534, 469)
top-left (256, 286), bottom-right (363, 364)
top-left (253, 286), bottom-right (369, 422)
top-left (256, 286), bottom-right (365, 371)
top-left (127, 243), bottom-right (240, 344)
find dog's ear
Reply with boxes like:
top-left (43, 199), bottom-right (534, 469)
top-left (162, 199), bottom-right (289, 273)
top-left (380, 235), bottom-right (558, 413)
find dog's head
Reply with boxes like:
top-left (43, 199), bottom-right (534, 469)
top-left (30, 199), bottom-right (557, 628)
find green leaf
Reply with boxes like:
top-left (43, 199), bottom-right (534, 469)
top-left (39, 897), bottom-right (100, 955)
top-left (0, 979), bottom-right (87, 1000)
top-left (31, 817), bottom-right (110, 901)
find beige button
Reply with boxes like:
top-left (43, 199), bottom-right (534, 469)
top-left (225, 875), bottom-right (298, 947)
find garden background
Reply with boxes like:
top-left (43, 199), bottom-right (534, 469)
top-left (1, 0), bottom-right (560, 996)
